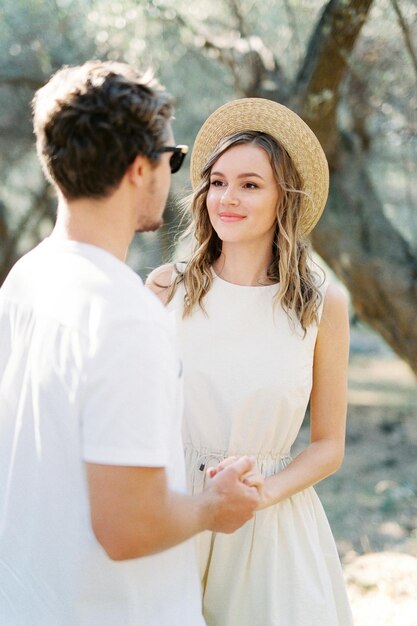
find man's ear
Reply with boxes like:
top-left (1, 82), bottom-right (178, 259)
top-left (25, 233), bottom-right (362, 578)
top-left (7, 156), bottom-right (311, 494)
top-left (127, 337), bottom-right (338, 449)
top-left (126, 154), bottom-right (152, 189)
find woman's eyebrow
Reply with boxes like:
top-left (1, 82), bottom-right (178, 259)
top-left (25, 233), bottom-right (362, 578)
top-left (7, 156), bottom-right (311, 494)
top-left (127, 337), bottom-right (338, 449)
top-left (210, 171), bottom-right (265, 180)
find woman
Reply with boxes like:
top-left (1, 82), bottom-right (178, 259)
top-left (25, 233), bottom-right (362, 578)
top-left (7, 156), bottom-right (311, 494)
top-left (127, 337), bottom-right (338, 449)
top-left (147, 98), bottom-right (353, 626)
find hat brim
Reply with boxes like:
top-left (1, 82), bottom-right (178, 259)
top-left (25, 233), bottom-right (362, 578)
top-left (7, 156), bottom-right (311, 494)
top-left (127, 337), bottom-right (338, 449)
top-left (190, 98), bottom-right (329, 235)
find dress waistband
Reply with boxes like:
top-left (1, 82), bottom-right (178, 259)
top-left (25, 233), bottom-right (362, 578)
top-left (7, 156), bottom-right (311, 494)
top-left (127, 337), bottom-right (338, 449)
top-left (184, 444), bottom-right (293, 493)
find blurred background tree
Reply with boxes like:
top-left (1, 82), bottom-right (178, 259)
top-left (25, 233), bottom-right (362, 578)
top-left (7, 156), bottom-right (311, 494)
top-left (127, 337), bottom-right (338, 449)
top-left (1, 0), bottom-right (416, 373)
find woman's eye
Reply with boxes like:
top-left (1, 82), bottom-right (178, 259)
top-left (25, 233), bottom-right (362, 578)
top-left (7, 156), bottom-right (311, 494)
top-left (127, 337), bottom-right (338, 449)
top-left (210, 179), bottom-right (224, 187)
top-left (243, 182), bottom-right (258, 189)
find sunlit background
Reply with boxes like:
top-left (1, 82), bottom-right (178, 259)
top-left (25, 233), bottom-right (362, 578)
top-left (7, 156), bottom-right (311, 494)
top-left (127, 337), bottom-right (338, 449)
top-left (1, 1), bottom-right (416, 623)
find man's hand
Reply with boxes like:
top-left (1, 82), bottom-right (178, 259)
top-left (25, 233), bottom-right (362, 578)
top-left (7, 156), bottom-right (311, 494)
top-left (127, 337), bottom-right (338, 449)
top-left (202, 456), bottom-right (263, 533)
top-left (86, 456), bottom-right (264, 561)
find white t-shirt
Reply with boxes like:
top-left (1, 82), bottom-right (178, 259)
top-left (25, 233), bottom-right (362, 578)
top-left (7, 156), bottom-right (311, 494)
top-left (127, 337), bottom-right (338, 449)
top-left (0, 239), bottom-right (205, 626)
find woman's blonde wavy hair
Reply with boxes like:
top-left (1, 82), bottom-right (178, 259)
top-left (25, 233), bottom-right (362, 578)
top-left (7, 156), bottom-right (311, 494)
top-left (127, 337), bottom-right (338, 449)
top-left (167, 131), bottom-right (324, 333)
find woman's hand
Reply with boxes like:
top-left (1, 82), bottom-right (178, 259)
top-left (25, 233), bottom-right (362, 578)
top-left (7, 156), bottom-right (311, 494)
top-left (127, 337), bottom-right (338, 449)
top-left (241, 472), bottom-right (272, 510)
top-left (208, 456), bottom-right (269, 510)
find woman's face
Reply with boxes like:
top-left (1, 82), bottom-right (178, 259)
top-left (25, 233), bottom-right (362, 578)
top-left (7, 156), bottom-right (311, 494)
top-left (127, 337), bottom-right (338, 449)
top-left (206, 143), bottom-right (280, 247)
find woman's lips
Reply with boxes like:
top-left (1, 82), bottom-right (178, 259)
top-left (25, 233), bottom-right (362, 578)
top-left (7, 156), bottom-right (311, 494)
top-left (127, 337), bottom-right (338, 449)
top-left (218, 212), bottom-right (245, 222)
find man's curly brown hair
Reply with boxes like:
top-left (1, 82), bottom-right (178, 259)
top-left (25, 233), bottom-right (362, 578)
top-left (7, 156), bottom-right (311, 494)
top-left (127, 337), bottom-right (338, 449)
top-left (32, 60), bottom-right (173, 200)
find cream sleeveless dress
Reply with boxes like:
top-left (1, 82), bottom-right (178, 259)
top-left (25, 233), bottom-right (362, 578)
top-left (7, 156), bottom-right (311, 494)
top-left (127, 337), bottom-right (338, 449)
top-left (167, 270), bottom-right (353, 626)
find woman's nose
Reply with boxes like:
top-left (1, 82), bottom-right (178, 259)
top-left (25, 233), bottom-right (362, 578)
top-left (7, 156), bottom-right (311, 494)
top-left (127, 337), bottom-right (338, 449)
top-left (220, 185), bottom-right (239, 205)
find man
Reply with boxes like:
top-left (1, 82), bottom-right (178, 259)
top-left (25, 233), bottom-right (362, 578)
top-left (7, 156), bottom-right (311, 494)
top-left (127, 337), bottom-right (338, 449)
top-left (0, 61), bottom-right (260, 625)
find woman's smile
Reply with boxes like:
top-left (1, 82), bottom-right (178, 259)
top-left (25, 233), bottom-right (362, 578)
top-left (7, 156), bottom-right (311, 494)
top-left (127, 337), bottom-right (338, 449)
top-left (218, 211), bottom-right (246, 222)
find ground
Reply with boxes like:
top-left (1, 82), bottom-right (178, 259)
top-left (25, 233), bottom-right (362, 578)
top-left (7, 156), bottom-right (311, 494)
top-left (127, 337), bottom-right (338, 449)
top-left (295, 322), bottom-right (417, 625)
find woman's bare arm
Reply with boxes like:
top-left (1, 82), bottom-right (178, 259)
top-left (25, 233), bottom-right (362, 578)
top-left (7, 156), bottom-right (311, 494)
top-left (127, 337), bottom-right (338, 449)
top-left (239, 283), bottom-right (350, 508)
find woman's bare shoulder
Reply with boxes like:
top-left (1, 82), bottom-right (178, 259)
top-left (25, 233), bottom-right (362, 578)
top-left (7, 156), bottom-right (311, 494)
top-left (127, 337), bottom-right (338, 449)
top-left (145, 263), bottom-right (176, 305)
top-left (322, 282), bottom-right (348, 319)
top-left (318, 282), bottom-right (349, 344)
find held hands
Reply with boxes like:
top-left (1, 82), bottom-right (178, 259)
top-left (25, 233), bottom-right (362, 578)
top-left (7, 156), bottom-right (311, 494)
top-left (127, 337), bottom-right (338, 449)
top-left (209, 456), bottom-right (271, 511)
top-left (204, 456), bottom-right (265, 534)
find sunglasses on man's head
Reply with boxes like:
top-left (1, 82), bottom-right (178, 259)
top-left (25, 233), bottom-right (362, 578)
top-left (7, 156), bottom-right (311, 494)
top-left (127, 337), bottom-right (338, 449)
top-left (158, 144), bottom-right (189, 174)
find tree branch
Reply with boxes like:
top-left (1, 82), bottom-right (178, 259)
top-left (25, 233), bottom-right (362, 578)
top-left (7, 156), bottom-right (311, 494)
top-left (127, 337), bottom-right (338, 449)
top-left (282, 0), bottom-right (303, 66)
top-left (0, 73), bottom-right (44, 90)
top-left (294, 0), bottom-right (374, 164)
top-left (390, 0), bottom-right (417, 81)
top-left (0, 182), bottom-right (54, 285)
top-left (228, 0), bottom-right (249, 37)
top-left (153, 2), bottom-right (287, 99)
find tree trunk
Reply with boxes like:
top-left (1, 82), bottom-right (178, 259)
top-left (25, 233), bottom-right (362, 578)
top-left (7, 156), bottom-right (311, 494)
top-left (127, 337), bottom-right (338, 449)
top-left (311, 144), bottom-right (417, 375)
top-left (291, 0), bottom-right (417, 376)
top-left (294, 0), bottom-right (374, 165)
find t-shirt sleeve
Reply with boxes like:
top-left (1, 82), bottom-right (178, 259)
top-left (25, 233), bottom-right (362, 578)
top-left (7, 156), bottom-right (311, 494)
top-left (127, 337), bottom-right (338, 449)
top-left (81, 318), bottom-right (179, 467)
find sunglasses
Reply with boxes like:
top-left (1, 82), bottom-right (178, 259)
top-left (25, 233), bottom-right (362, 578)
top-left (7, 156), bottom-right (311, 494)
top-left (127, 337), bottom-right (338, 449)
top-left (158, 144), bottom-right (189, 174)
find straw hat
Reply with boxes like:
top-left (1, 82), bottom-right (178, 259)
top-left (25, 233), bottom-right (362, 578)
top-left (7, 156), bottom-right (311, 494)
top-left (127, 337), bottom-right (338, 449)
top-left (190, 98), bottom-right (329, 235)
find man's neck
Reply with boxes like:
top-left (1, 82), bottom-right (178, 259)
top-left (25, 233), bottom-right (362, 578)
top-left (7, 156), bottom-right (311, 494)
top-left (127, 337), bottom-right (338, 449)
top-left (52, 194), bottom-right (132, 262)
